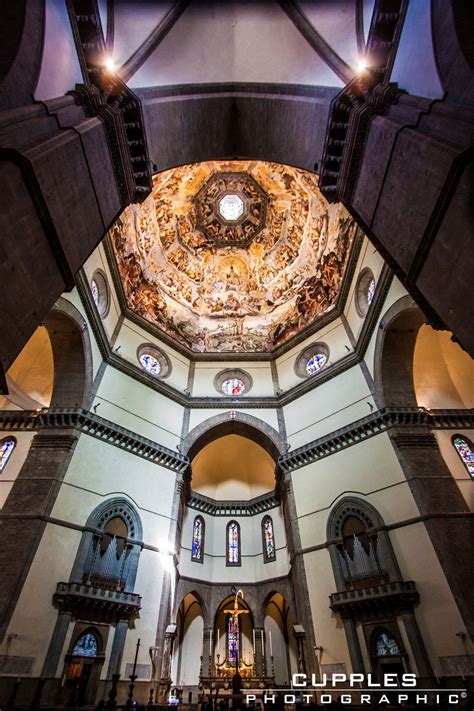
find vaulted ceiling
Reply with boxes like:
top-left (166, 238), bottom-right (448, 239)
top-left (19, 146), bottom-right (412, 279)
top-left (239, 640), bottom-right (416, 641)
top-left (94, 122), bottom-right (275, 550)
top-left (97, 0), bottom-right (375, 88)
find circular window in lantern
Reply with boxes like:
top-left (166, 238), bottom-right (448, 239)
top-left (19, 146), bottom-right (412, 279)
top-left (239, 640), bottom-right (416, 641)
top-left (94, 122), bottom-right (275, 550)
top-left (295, 343), bottom-right (330, 379)
top-left (355, 268), bottom-right (376, 317)
top-left (90, 269), bottom-right (110, 318)
top-left (214, 369), bottom-right (253, 396)
top-left (137, 344), bottom-right (171, 379)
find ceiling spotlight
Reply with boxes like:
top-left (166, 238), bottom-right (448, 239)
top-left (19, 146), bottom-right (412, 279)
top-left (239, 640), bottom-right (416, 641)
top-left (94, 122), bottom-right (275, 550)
top-left (357, 59), bottom-right (368, 73)
top-left (104, 57), bottom-right (116, 72)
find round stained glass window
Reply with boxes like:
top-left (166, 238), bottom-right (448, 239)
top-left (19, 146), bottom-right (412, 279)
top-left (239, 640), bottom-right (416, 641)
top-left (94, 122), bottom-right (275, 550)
top-left (218, 193), bottom-right (244, 221)
top-left (222, 378), bottom-right (246, 396)
top-left (355, 268), bottom-right (376, 317)
top-left (306, 353), bottom-right (328, 375)
top-left (90, 270), bottom-right (110, 318)
top-left (139, 352), bottom-right (161, 376)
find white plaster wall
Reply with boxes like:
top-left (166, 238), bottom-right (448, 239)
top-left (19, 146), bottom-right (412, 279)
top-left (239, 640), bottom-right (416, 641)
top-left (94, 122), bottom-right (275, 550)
top-left (344, 239), bottom-right (385, 342)
top-left (34, 0), bottom-right (83, 102)
top-left (116, 319), bottom-right (190, 393)
top-left (276, 319), bottom-right (352, 393)
top-left (83, 245), bottom-right (122, 344)
top-left (179, 506), bottom-right (289, 584)
top-left (390, 0), bottom-right (444, 100)
top-left (187, 408), bottom-right (280, 435)
top-left (93, 366), bottom-right (184, 450)
top-left (284, 366), bottom-right (374, 450)
top-left (192, 362), bottom-right (274, 398)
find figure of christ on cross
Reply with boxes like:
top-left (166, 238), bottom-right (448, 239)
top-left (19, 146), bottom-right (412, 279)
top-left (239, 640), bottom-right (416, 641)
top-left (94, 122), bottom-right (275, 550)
top-left (223, 589), bottom-right (249, 671)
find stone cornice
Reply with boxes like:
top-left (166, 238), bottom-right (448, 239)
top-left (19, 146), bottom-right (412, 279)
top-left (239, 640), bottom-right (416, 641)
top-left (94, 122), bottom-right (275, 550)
top-left (75, 254), bottom-right (392, 409)
top-left (279, 407), bottom-right (474, 473)
top-left (187, 490), bottom-right (280, 517)
top-left (1, 407), bottom-right (472, 481)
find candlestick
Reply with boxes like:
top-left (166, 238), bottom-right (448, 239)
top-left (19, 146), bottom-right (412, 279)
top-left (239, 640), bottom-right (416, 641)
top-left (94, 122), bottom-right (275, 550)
top-left (261, 631), bottom-right (264, 657)
top-left (209, 630), bottom-right (212, 656)
top-left (217, 627), bottom-right (220, 656)
top-left (252, 629), bottom-right (255, 653)
top-left (269, 630), bottom-right (273, 656)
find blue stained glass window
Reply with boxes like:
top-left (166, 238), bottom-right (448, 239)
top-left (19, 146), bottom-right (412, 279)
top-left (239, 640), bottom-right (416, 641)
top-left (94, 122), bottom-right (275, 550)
top-left (139, 352), bottom-right (161, 376)
top-left (367, 278), bottom-right (375, 306)
top-left (263, 517), bottom-right (275, 560)
top-left (306, 353), bottom-right (327, 375)
top-left (0, 438), bottom-right (15, 473)
top-left (72, 632), bottom-right (98, 657)
top-left (192, 517), bottom-right (204, 561)
top-left (227, 613), bottom-right (239, 667)
top-left (227, 521), bottom-right (240, 564)
top-left (375, 632), bottom-right (400, 656)
top-left (222, 378), bottom-right (245, 396)
top-left (91, 279), bottom-right (100, 306)
top-left (453, 436), bottom-right (474, 476)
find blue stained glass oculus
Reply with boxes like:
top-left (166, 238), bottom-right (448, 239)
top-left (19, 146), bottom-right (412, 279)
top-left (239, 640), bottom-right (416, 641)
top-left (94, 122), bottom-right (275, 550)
top-left (367, 278), bottom-right (375, 305)
top-left (139, 352), bottom-right (162, 376)
top-left (306, 353), bottom-right (327, 375)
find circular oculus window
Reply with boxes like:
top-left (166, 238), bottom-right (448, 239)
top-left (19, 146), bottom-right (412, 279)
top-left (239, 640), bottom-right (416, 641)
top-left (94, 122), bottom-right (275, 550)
top-left (355, 268), bottom-right (376, 317)
top-left (214, 369), bottom-right (253, 396)
top-left (136, 344), bottom-right (171, 379)
top-left (218, 193), bottom-right (244, 221)
top-left (90, 270), bottom-right (110, 318)
top-left (295, 343), bottom-right (330, 379)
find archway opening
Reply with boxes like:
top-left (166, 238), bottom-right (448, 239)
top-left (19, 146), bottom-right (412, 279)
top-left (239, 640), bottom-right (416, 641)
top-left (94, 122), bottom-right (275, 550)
top-left (172, 593), bottom-right (204, 696)
top-left (263, 592), bottom-right (297, 686)
top-left (0, 325), bottom-right (53, 409)
top-left (214, 595), bottom-right (253, 674)
top-left (191, 434), bottom-right (276, 500)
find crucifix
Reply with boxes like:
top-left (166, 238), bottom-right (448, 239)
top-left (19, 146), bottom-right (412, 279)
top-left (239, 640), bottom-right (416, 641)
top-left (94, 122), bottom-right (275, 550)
top-left (224, 589), bottom-right (249, 671)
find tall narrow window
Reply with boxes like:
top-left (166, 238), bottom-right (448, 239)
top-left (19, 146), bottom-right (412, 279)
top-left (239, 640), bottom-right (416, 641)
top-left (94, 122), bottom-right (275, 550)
top-left (72, 631), bottom-right (99, 657)
top-left (262, 516), bottom-right (276, 562)
top-left (0, 437), bottom-right (16, 473)
top-left (452, 435), bottom-right (474, 476)
top-left (191, 516), bottom-right (205, 562)
top-left (226, 521), bottom-right (241, 566)
top-left (227, 613), bottom-right (240, 667)
top-left (374, 631), bottom-right (401, 657)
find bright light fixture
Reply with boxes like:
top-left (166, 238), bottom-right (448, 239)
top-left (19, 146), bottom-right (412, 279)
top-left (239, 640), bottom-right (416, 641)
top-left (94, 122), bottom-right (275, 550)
top-left (357, 59), bottom-right (368, 72)
top-left (104, 57), bottom-right (116, 71)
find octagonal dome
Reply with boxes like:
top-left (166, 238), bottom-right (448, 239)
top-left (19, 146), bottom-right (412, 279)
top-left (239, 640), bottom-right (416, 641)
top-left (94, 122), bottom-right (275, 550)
top-left (109, 160), bottom-right (358, 354)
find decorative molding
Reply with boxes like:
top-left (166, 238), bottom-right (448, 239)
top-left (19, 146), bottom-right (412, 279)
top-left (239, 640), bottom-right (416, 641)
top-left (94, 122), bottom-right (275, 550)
top-left (187, 490), bottom-right (280, 517)
top-left (53, 581), bottom-right (141, 624)
top-left (279, 408), bottom-right (474, 473)
top-left (329, 580), bottom-right (419, 621)
top-left (0, 408), bottom-right (188, 474)
top-left (0, 407), bottom-right (472, 479)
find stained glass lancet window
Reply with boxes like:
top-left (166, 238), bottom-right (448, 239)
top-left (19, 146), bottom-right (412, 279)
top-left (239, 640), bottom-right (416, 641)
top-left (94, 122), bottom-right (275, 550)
top-left (262, 516), bottom-right (276, 562)
top-left (227, 613), bottom-right (240, 666)
top-left (375, 631), bottom-right (401, 656)
top-left (452, 435), bottom-right (474, 476)
top-left (227, 521), bottom-right (240, 565)
top-left (191, 516), bottom-right (204, 562)
top-left (72, 631), bottom-right (98, 657)
top-left (0, 438), bottom-right (16, 473)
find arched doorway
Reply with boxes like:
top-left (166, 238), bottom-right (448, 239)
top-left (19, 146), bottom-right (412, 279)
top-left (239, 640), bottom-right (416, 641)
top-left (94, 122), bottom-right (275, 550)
top-left (172, 593), bottom-right (205, 702)
top-left (263, 592), bottom-right (296, 686)
top-left (214, 595), bottom-right (254, 677)
top-left (63, 628), bottom-right (105, 706)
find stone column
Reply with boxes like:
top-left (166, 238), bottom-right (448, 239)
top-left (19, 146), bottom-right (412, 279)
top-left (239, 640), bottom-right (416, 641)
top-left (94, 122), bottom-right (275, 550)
top-left (107, 620), bottom-right (129, 678)
top-left (42, 610), bottom-right (73, 677)
top-left (342, 618), bottom-right (365, 674)
top-left (389, 427), bottom-right (474, 639)
top-left (399, 611), bottom-right (433, 682)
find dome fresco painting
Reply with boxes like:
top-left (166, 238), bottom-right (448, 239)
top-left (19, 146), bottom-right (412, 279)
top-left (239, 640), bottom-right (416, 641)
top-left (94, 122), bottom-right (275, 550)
top-left (110, 160), bottom-right (357, 353)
